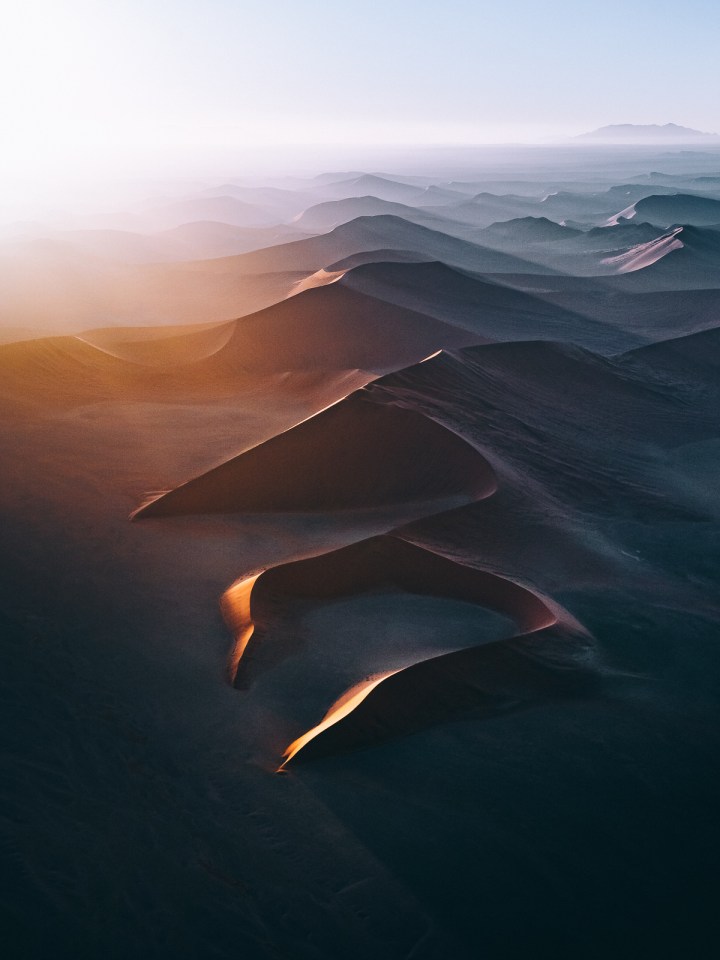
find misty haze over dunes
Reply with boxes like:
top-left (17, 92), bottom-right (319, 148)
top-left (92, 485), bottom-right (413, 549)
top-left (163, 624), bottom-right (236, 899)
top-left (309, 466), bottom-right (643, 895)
top-left (3, 135), bottom-right (720, 960)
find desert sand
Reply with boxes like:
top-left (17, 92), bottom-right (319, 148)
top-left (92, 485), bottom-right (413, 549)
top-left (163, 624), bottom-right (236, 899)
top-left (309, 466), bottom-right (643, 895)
top-left (3, 144), bottom-right (720, 960)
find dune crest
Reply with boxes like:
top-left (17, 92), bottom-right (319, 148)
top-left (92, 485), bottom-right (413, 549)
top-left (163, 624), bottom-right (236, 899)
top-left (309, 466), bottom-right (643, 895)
top-left (216, 531), bottom-right (594, 765)
top-left (602, 228), bottom-right (684, 273)
top-left (225, 531), bottom-right (585, 681)
top-left (132, 387), bottom-right (497, 518)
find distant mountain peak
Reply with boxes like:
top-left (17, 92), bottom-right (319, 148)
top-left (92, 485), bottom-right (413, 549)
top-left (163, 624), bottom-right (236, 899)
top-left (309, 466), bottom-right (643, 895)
top-left (576, 123), bottom-right (719, 143)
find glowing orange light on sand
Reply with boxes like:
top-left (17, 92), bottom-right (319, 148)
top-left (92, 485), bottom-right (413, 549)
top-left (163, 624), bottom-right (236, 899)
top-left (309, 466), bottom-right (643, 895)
top-left (222, 574), bottom-right (261, 682)
top-left (279, 669), bottom-right (399, 769)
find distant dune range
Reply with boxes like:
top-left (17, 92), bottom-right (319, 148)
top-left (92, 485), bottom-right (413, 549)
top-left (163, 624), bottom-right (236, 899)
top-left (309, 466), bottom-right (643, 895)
top-left (13, 229), bottom-right (711, 412)
top-left (0, 214), bottom-right (560, 335)
top-left (5, 182), bottom-right (720, 338)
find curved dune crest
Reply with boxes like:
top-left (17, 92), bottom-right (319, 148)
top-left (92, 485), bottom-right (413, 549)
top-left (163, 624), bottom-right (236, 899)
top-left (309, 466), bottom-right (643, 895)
top-left (76, 320), bottom-right (236, 366)
top-left (602, 228), bottom-right (684, 274)
top-left (0, 333), bottom-right (160, 407)
top-left (226, 534), bottom-right (584, 692)
top-left (281, 624), bottom-right (596, 765)
top-left (289, 268), bottom-right (347, 295)
top-left (133, 389), bottom-right (497, 518)
top-left (219, 534), bottom-right (593, 766)
top-left (217, 531), bottom-right (593, 764)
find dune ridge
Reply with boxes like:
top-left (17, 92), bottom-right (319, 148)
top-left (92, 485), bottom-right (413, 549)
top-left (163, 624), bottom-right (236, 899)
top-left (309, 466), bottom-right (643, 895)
top-left (132, 385), bottom-right (497, 518)
top-left (282, 624), bottom-right (595, 765)
top-left (218, 533), bottom-right (592, 765)
top-left (601, 227), bottom-right (685, 273)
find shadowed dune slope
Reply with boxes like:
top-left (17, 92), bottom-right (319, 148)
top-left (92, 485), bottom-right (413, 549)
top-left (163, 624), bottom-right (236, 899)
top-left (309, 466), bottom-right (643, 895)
top-left (133, 389), bottom-right (497, 518)
top-left (536, 285), bottom-right (720, 343)
top-left (284, 625), bottom-right (595, 765)
top-left (335, 260), bottom-right (637, 351)
top-left (481, 216), bottom-right (582, 244)
top-left (618, 324), bottom-right (720, 379)
top-left (630, 193), bottom-right (720, 227)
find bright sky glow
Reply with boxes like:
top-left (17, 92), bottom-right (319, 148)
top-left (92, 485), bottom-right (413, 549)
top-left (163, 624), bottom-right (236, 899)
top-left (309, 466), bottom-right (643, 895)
top-left (1, 0), bottom-right (719, 183)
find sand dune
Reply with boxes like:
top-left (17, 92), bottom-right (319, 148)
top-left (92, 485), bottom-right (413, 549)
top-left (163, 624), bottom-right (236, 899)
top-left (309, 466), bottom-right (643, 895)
top-left (412, 184), bottom-right (471, 206)
top-left (334, 259), bottom-right (632, 350)
top-left (0, 309), bottom-right (380, 414)
top-left (197, 183), bottom-right (316, 220)
top-left (200, 214), bottom-right (559, 277)
top-left (312, 174), bottom-right (425, 204)
top-left (294, 195), bottom-right (471, 236)
top-left (135, 333), bottom-right (717, 527)
top-left (0, 241), bottom-right (307, 332)
top-left (77, 320), bottom-right (237, 366)
top-left (199, 282), bottom-right (481, 374)
top-left (224, 534), bottom-right (582, 689)
top-left (283, 624), bottom-right (595, 764)
top-left (481, 216), bottom-right (581, 244)
top-left (226, 331), bottom-right (719, 763)
top-left (602, 227), bottom-right (685, 273)
top-left (573, 222), bottom-right (665, 249)
top-left (606, 225), bottom-right (720, 289)
top-left (133, 386), bottom-right (496, 518)
top-left (619, 324), bottom-right (720, 379)
top-left (532, 284), bottom-right (720, 343)
top-left (0, 278), bottom-right (488, 411)
top-left (620, 193), bottom-right (720, 227)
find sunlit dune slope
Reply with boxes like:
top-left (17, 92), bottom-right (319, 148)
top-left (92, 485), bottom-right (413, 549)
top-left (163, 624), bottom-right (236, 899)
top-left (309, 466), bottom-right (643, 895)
top-left (0, 240), bottom-right (306, 331)
top-left (0, 279), bottom-right (483, 410)
top-left (77, 320), bottom-right (236, 365)
top-left (605, 225), bottom-right (720, 289)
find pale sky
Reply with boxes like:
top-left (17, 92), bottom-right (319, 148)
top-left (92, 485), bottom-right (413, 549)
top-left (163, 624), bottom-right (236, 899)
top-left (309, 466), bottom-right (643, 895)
top-left (2, 0), bottom-right (719, 181)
